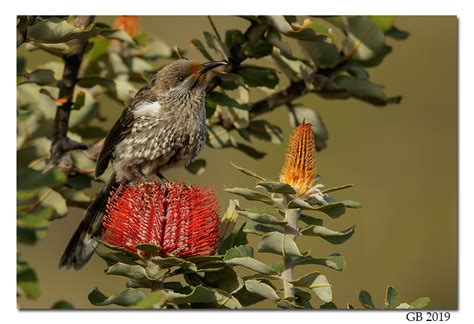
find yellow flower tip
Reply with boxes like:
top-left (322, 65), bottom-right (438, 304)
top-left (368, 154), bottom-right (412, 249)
top-left (280, 122), bottom-right (316, 196)
top-left (114, 16), bottom-right (139, 37)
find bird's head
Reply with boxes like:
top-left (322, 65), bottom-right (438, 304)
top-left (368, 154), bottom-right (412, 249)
top-left (152, 59), bottom-right (227, 98)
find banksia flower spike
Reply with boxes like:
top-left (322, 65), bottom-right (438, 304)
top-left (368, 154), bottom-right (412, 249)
top-left (102, 179), bottom-right (221, 258)
top-left (114, 16), bottom-right (139, 37)
top-left (280, 122), bottom-right (328, 205)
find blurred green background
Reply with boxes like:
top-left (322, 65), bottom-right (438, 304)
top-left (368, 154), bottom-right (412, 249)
top-left (17, 16), bottom-right (457, 309)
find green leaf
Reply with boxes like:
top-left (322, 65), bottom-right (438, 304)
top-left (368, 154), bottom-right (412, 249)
top-left (141, 38), bottom-right (173, 59)
top-left (136, 244), bottom-right (160, 252)
top-left (267, 16), bottom-right (326, 41)
top-left (257, 232), bottom-right (302, 257)
top-left (95, 250), bottom-right (138, 267)
top-left (248, 120), bottom-right (284, 144)
top-left (243, 219), bottom-right (284, 236)
top-left (385, 26), bottom-right (410, 40)
top-left (226, 257), bottom-right (277, 275)
top-left (288, 105), bottom-right (329, 151)
top-left (385, 286), bottom-right (400, 309)
top-left (359, 290), bottom-right (375, 309)
top-left (341, 199), bottom-right (362, 208)
top-left (225, 187), bottom-right (273, 204)
top-left (224, 245), bottom-right (254, 260)
top-left (206, 125), bottom-right (233, 148)
top-left (321, 184), bottom-right (353, 194)
top-left (88, 287), bottom-right (144, 307)
top-left (203, 266), bottom-right (243, 294)
top-left (230, 162), bottom-right (267, 181)
top-left (245, 280), bottom-right (279, 300)
top-left (77, 76), bottom-right (117, 95)
top-left (320, 302), bottom-right (337, 309)
top-left (290, 271), bottom-right (332, 303)
top-left (343, 16), bottom-right (391, 67)
top-left (239, 67), bottom-right (279, 88)
top-left (51, 300), bottom-right (74, 309)
top-left (106, 262), bottom-right (167, 282)
top-left (233, 285), bottom-right (266, 306)
top-left (151, 256), bottom-right (197, 272)
top-left (368, 16), bottom-right (395, 32)
top-left (27, 17), bottom-right (99, 44)
top-left (236, 208), bottom-right (286, 225)
top-left (133, 290), bottom-right (167, 309)
top-left (299, 39), bottom-right (340, 68)
top-left (299, 214), bottom-right (323, 226)
top-left (204, 31), bottom-right (230, 60)
top-left (39, 188), bottom-right (68, 220)
top-left (167, 285), bottom-right (242, 309)
top-left (191, 39), bottom-right (215, 61)
top-left (19, 69), bottom-right (57, 86)
top-left (301, 225), bottom-right (355, 245)
top-left (410, 297), bottom-right (430, 309)
top-left (100, 28), bottom-right (135, 44)
top-left (207, 91), bottom-right (250, 110)
top-left (294, 253), bottom-right (346, 271)
top-left (185, 159), bottom-right (206, 175)
top-left (256, 181), bottom-right (295, 194)
top-left (17, 257), bottom-right (40, 300)
top-left (225, 29), bottom-right (246, 49)
top-left (287, 199), bottom-right (347, 218)
top-left (243, 40), bottom-right (273, 58)
top-left (333, 75), bottom-right (401, 106)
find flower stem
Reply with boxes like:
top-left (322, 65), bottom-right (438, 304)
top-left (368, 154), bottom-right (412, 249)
top-left (281, 208), bottom-right (300, 298)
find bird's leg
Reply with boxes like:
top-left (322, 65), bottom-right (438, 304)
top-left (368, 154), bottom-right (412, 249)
top-left (156, 172), bottom-right (169, 183)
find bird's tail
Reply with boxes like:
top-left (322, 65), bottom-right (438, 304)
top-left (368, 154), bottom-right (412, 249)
top-left (59, 172), bottom-right (117, 270)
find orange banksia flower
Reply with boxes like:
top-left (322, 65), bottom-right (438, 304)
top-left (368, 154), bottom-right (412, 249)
top-left (114, 16), bottom-right (139, 37)
top-left (102, 180), bottom-right (220, 258)
top-left (280, 122), bottom-right (316, 196)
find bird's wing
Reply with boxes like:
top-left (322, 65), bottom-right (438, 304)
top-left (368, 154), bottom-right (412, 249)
top-left (95, 84), bottom-right (157, 178)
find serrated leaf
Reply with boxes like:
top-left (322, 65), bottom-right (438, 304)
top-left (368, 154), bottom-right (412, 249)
top-left (410, 297), bottom-right (430, 309)
top-left (151, 256), bottom-right (197, 272)
top-left (245, 280), bottom-right (279, 300)
top-left (333, 75), bottom-right (401, 106)
top-left (167, 285), bottom-right (242, 309)
top-left (19, 69), bottom-right (57, 86)
top-left (301, 225), bottom-right (355, 245)
top-left (322, 184), bottom-right (353, 194)
top-left (257, 232), bottom-right (302, 257)
top-left (290, 271), bottom-right (332, 303)
top-left (225, 187), bottom-right (273, 204)
top-left (385, 286), bottom-right (400, 309)
top-left (294, 253), bottom-right (346, 271)
top-left (224, 245), bottom-right (254, 260)
top-left (191, 39), bottom-right (215, 61)
top-left (226, 257), bottom-right (277, 275)
top-left (230, 162), bottom-right (267, 181)
top-left (248, 120), bottom-right (284, 144)
top-left (51, 300), bottom-right (74, 309)
top-left (243, 219), bottom-right (284, 236)
top-left (259, 182), bottom-right (296, 195)
top-left (185, 158), bottom-right (206, 175)
top-left (88, 287), bottom-right (144, 306)
top-left (343, 16), bottom-right (391, 67)
top-left (287, 199), bottom-right (347, 218)
top-left (100, 28), bottom-right (135, 44)
top-left (239, 67), bottom-right (279, 89)
top-left (27, 17), bottom-right (99, 44)
top-left (17, 257), bottom-right (40, 300)
top-left (236, 208), bottom-right (286, 225)
top-left (359, 290), bottom-right (375, 309)
top-left (133, 290), bottom-right (167, 309)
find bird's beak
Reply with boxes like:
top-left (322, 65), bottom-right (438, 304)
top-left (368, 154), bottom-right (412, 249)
top-left (198, 61), bottom-right (228, 75)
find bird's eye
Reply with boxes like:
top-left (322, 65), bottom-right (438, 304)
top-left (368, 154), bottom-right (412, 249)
top-left (178, 76), bottom-right (185, 82)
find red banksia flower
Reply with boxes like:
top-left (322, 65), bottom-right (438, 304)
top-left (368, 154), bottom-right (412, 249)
top-left (102, 180), bottom-right (221, 258)
top-left (114, 16), bottom-right (139, 37)
top-left (280, 122), bottom-right (316, 196)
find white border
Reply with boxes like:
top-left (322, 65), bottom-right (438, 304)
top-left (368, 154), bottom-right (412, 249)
top-left (6, 1), bottom-right (474, 323)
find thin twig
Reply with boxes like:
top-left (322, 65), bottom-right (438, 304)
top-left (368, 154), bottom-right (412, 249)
top-left (49, 16), bottom-right (94, 167)
top-left (207, 16), bottom-right (222, 42)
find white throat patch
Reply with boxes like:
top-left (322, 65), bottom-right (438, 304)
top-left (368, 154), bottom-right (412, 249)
top-left (133, 101), bottom-right (162, 117)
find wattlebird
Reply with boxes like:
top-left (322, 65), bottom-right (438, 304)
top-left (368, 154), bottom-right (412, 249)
top-left (59, 59), bottom-right (227, 269)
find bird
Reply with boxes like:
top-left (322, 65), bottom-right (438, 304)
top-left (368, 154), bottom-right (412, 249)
top-left (59, 59), bottom-right (227, 270)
